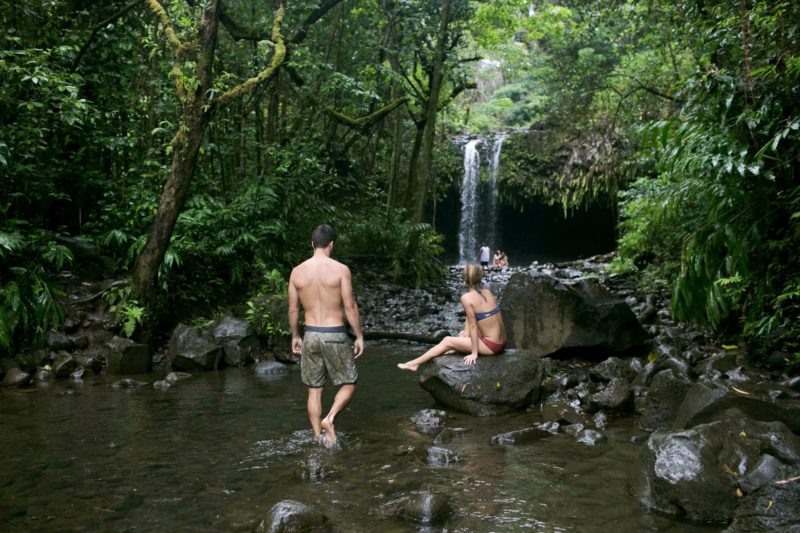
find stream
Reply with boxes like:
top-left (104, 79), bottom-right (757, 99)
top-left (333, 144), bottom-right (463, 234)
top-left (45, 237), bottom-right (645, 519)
top-left (0, 342), bottom-right (721, 532)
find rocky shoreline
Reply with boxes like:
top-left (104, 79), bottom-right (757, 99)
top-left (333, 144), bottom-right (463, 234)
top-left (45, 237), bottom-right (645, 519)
top-left (2, 257), bottom-right (799, 530)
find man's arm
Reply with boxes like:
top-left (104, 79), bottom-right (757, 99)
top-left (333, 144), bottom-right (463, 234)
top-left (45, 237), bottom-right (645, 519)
top-left (288, 272), bottom-right (302, 355)
top-left (340, 266), bottom-right (364, 357)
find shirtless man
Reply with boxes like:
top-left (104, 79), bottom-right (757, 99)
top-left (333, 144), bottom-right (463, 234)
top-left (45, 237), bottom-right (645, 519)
top-left (288, 224), bottom-right (364, 447)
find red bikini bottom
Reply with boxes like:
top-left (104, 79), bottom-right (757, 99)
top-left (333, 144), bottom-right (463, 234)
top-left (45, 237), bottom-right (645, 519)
top-left (480, 337), bottom-right (506, 354)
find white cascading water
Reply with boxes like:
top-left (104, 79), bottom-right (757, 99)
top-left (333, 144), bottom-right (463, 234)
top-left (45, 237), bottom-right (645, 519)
top-left (458, 139), bottom-right (481, 264)
top-left (487, 132), bottom-right (507, 249)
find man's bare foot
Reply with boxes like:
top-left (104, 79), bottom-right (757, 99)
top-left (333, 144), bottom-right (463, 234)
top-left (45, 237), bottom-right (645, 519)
top-left (320, 416), bottom-right (336, 446)
top-left (397, 362), bottom-right (419, 372)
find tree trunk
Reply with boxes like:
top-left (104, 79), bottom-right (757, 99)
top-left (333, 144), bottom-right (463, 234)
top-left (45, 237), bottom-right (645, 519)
top-left (131, 0), bottom-right (220, 303)
top-left (412, 0), bottom-right (451, 223)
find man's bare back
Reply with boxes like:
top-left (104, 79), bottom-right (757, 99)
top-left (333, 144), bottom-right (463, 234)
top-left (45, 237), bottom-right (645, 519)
top-left (287, 224), bottom-right (364, 448)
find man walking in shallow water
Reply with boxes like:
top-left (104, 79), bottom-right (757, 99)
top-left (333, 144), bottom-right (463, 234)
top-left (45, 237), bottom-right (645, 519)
top-left (288, 224), bottom-right (365, 447)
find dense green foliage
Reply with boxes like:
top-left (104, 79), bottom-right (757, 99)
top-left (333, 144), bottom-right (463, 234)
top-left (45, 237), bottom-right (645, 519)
top-left (1, 0), bottom-right (797, 363)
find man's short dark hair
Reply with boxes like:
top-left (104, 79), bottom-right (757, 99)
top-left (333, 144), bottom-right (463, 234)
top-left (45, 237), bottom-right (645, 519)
top-left (312, 224), bottom-right (336, 248)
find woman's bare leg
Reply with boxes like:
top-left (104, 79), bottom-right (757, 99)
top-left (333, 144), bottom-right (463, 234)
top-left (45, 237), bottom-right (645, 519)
top-left (397, 336), bottom-right (475, 371)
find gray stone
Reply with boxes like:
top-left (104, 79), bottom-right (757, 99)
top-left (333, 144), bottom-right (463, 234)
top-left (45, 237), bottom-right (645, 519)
top-left (255, 500), bottom-right (330, 533)
top-left (738, 454), bottom-right (791, 494)
top-left (576, 429), bottom-right (606, 446)
top-left (70, 335), bottom-right (89, 349)
top-left (586, 378), bottom-right (634, 414)
top-left (46, 331), bottom-right (74, 351)
top-left (562, 423), bottom-right (585, 437)
top-left (418, 350), bottom-right (546, 416)
top-left (631, 418), bottom-right (800, 524)
top-left (425, 446), bottom-right (462, 466)
top-left (725, 466), bottom-right (800, 532)
top-left (111, 378), bottom-right (149, 388)
top-left (52, 353), bottom-right (77, 378)
top-left (398, 492), bottom-right (452, 526)
top-left (534, 421), bottom-right (561, 434)
top-left (589, 357), bottom-right (637, 383)
top-left (106, 336), bottom-right (150, 375)
top-left (673, 382), bottom-right (800, 433)
top-left (210, 316), bottom-right (261, 367)
top-left (410, 409), bottom-right (447, 433)
top-left (165, 371), bottom-right (192, 384)
top-left (502, 274), bottom-right (648, 357)
top-left (639, 370), bottom-right (691, 431)
top-left (2, 368), bottom-right (32, 387)
top-left (168, 324), bottom-right (223, 371)
top-left (70, 367), bottom-right (84, 380)
top-left (592, 411), bottom-right (608, 429)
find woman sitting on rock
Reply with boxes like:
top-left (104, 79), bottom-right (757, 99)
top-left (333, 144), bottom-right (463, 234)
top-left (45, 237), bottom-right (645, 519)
top-left (398, 264), bottom-right (506, 371)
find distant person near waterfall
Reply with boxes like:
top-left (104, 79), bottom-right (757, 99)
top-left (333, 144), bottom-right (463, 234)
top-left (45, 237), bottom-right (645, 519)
top-left (398, 264), bottom-right (506, 371)
top-left (288, 224), bottom-right (364, 447)
top-left (479, 244), bottom-right (491, 268)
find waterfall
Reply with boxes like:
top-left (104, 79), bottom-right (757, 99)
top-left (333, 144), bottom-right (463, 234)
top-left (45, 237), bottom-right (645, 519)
top-left (487, 133), bottom-right (507, 249)
top-left (458, 139), bottom-right (481, 264)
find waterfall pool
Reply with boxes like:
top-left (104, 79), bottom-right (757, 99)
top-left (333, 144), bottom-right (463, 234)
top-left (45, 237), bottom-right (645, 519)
top-left (0, 343), bottom-right (720, 531)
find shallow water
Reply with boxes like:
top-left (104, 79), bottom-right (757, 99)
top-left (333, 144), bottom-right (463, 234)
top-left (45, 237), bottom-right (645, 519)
top-left (0, 343), bottom-right (721, 532)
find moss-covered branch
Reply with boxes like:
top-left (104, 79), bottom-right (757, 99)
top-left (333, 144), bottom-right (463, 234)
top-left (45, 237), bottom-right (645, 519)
top-left (214, 6), bottom-right (285, 107)
top-left (323, 96), bottom-right (409, 131)
top-left (145, 0), bottom-right (183, 51)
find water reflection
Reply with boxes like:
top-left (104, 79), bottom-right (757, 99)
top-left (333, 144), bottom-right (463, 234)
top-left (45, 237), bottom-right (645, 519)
top-left (0, 343), bottom-right (720, 532)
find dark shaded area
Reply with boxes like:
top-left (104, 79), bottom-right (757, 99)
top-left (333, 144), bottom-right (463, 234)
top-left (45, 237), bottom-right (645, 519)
top-left (436, 184), bottom-right (617, 265)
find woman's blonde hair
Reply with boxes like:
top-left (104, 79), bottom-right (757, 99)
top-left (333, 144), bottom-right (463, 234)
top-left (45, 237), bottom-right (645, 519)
top-left (463, 263), bottom-right (484, 289)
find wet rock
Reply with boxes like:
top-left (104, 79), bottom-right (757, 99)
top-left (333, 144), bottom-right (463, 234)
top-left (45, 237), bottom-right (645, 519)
top-left (433, 428), bottom-right (455, 446)
top-left (534, 421), bottom-right (561, 434)
top-left (586, 378), bottom-right (634, 414)
top-left (632, 361), bottom-right (658, 387)
top-left (631, 418), bottom-right (800, 524)
top-left (254, 361), bottom-right (289, 375)
top-left (592, 411), bottom-right (608, 429)
top-left (562, 423), bottom-right (585, 437)
top-left (70, 367), bottom-right (85, 381)
top-left (74, 353), bottom-right (103, 374)
top-left (576, 429), bottom-right (606, 446)
top-left (46, 331), bottom-right (74, 352)
top-left (785, 376), bottom-right (800, 392)
top-left (106, 336), bottom-right (150, 375)
top-left (398, 492), bottom-right (452, 526)
top-left (589, 357), bottom-right (637, 383)
top-left (2, 368), bottom-right (32, 387)
top-left (425, 446), bottom-right (462, 466)
top-left (35, 368), bottom-right (52, 381)
top-left (658, 356), bottom-right (694, 380)
top-left (209, 316), bottom-right (261, 367)
top-left (725, 466), bottom-right (800, 532)
top-left (639, 370), bottom-right (691, 432)
top-left (255, 500), bottom-right (330, 533)
top-left (502, 274), bottom-right (649, 357)
top-left (672, 382), bottom-right (800, 433)
top-left (417, 350), bottom-right (546, 416)
top-left (410, 409), bottom-right (447, 433)
top-left (52, 353), bottom-right (78, 378)
top-left (737, 454), bottom-right (791, 494)
top-left (70, 334), bottom-right (89, 350)
top-left (490, 427), bottom-right (551, 445)
top-left (153, 380), bottom-right (171, 390)
top-left (165, 371), bottom-right (191, 384)
top-left (168, 324), bottom-right (223, 371)
top-left (700, 349), bottom-right (742, 377)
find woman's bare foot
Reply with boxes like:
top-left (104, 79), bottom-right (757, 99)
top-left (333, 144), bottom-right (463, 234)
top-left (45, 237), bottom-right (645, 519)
top-left (397, 362), bottom-right (419, 372)
top-left (320, 416), bottom-right (337, 446)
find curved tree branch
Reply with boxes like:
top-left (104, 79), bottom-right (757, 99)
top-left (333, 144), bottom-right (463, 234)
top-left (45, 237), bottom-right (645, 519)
top-left (71, 0), bottom-right (140, 71)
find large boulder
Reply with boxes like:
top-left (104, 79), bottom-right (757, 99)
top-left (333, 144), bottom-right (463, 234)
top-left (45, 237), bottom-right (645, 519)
top-left (631, 418), bottom-right (800, 524)
top-left (209, 316), bottom-right (261, 366)
top-left (168, 324), bottom-right (223, 371)
top-left (501, 273), bottom-right (648, 357)
top-left (397, 492), bottom-right (452, 525)
top-left (725, 466), bottom-right (800, 532)
top-left (105, 336), bottom-right (150, 375)
top-left (2, 368), bottom-right (32, 387)
top-left (585, 378), bottom-right (634, 414)
top-left (418, 350), bottom-right (546, 416)
top-left (672, 382), bottom-right (800, 433)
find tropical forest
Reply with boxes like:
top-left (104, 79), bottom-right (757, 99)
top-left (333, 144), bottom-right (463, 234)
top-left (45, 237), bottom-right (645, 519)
top-left (1, 0), bottom-right (798, 531)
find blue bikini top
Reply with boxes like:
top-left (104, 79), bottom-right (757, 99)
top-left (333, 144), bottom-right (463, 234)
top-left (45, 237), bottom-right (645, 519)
top-left (473, 289), bottom-right (501, 321)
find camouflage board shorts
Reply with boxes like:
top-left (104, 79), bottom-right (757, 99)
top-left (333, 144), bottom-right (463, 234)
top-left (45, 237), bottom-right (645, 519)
top-left (301, 325), bottom-right (358, 388)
